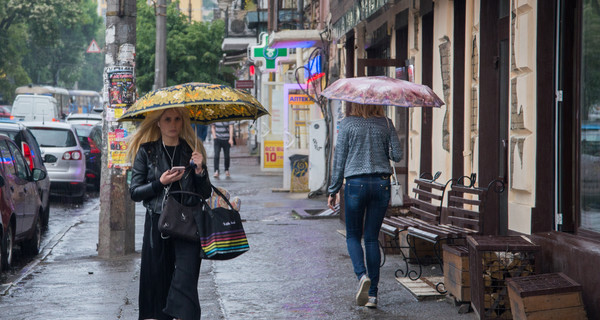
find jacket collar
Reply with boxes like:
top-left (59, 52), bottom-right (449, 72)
top-left (154, 138), bottom-right (193, 173)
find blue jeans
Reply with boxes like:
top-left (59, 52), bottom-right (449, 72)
top-left (344, 174), bottom-right (390, 297)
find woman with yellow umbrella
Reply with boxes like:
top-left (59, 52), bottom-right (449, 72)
top-left (121, 83), bottom-right (268, 320)
top-left (128, 107), bottom-right (211, 320)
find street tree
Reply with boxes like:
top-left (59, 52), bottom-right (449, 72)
top-left (0, 0), bottom-right (103, 100)
top-left (22, 0), bottom-right (102, 88)
top-left (136, 0), bottom-right (231, 94)
top-left (0, 0), bottom-right (32, 102)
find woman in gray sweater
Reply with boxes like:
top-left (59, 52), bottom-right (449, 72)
top-left (328, 104), bottom-right (403, 308)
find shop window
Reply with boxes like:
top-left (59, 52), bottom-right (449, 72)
top-left (580, 1), bottom-right (600, 233)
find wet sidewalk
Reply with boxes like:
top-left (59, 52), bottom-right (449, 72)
top-left (0, 148), bottom-right (476, 319)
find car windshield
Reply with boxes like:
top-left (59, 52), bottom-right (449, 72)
top-left (29, 127), bottom-right (77, 147)
top-left (73, 124), bottom-right (93, 137)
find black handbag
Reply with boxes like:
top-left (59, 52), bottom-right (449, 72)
top-left (197, 186), bottom-right (249, 260)
top-left (158, 190), bottom-right (202, 242)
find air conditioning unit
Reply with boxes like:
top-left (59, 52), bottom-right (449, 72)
top-left (226, 9), bottom-right (255, 37)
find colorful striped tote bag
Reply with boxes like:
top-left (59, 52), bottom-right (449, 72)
top-left (197, 186), bottom-right (249, 260)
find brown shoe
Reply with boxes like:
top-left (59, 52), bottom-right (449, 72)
top-left (213, 171), bottom-right (219, 178)
top-left (225, 170), bottom-right (230, 177)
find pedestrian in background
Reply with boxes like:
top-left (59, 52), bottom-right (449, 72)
top-left (211, 121), bottom-right (234, 178)
top-left (127, 107), bottom-right (212, 320)
top-left (194, 124), bottom-right (209, 142)
top-left (327, 104), bottom-right (402, 309)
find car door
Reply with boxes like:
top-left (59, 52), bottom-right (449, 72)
top-left (0, 140), bottom-right (26, 235)
top-left (7, 140), bottom-right (36, 231)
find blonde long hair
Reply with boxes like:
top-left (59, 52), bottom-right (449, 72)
top-left (346, 103), bottom-right (386, 118)
top-left (126, 107), bottom-right (207, 165)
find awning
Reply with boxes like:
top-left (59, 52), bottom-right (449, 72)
top-left (268, 29), bottom-right (326, 49)
top-left (221, 37), bottom-right (257, 51)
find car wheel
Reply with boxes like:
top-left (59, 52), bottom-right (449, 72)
top-left (1, 223), bottom-right (14, 270)
top-left (23, 217), bottom-right (42, 256)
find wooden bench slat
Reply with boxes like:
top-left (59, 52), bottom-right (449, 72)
top-left (447, 216), bottom-right (480, 230)
top-left (411, 197), bottom-right (442, 214)
top-left (409, 223), bottom-right (454, 237)
top-left (407, 227), bottom-right (439, 241)
top-left (440, 223), bottom-right (478, 235)
top-left (447, 206), bottom-right (480, 219)
top-left (409, 206), bottom-right (440, 223)
top-left (448, 195), bottom-right (481, 206)
top-left (412, 188), bottom-right (443, 201)
top-left (450, 185), bottom-right (486, 195)
top-left (380, 223), bottom-right (398, 237)
top-left (415, 179), bottom-right (447, 190)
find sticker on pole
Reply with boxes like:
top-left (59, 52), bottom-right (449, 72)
top-left (87, 39), bottom-right (101, 53)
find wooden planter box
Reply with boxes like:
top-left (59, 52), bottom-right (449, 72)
top-left (507, 273), bottom-right (587, 320)
top-left (443, 244), bottom-right (470, 302)
top-left (468, 235), bottom-right (541, 319)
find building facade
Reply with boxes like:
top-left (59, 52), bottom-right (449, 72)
top-left (330, 0), bottom-right (599, 317)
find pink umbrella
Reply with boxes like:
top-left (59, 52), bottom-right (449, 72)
top-left (320, 76), bottom-right (444, 108)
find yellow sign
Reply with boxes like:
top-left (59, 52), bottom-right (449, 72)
top-left (288, 94), bottom-right (312, 105)
top-left (264, 140), bottom-right (284, 168)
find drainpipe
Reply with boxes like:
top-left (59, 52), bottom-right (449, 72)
top-left (554, 1), bottom-right (562, 231)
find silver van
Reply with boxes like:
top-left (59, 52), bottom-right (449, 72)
top-left (11, 95), bottom-right (60, 122)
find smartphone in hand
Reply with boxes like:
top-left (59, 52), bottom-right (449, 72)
top-left (170, 166), bottom-right (186, 173)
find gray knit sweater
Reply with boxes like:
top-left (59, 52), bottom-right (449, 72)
top-left (327, 116), bottom-right (403, 195)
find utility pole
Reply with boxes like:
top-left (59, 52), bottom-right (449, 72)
top-left (154, 0), bottom-right (167, 89)
top-left (99, 0), bottom-right (136, 258)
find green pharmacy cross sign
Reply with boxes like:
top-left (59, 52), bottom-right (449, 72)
top-left (250, 33), bottom-right (289, 73)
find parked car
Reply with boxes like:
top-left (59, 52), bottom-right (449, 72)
top-left (25, 122), bottom-right (86, 203)
top-left (0, 121), bottom-right (51, 226)
top-left (0, 105), bottom-right (11, 119)
top-left (0, 135), bottom-right (47, 272)
top-left (65, 113), bottom-right (102, 125)
top-left (72, 123), bottom-right (102, 190)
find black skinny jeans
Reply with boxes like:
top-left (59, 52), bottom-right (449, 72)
top-left (213, 138), bottom-right (230, 172)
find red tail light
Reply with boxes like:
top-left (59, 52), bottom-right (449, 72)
top-left (52, 118), bottom-right (57, 122)
top-left (63, 150), bottom-right (82, 160)
top-left (10, 116), bottom-right (14, 120)
top-left (21, 142), bottom-right (34, 170)
top-left (88, 137), bottom-right (101, 154)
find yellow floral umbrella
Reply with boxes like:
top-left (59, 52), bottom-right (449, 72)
top-left (117, 82), bottom-right (269, 124)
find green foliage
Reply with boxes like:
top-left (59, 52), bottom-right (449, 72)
top-left (22, 0), bottom-right (103, 88)
top-left (0, 0), bottom-right (102, 103)
top-left (136, 0), bottom-right (232, 95)
top-left (0, 0), bottom-right (32, 102)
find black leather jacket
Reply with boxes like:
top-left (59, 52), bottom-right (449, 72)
top-left (129, 138), bottom-right (211, 214)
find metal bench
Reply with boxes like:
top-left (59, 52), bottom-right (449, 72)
top-left (406, 175), bottom-right (505, 293)
top-left (380, 172), bottom-right (451, 280)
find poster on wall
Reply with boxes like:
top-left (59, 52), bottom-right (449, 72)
top-left (108, 129), bottom-right (128, 168)
top-left (105, 66), bottom-right (135, 168)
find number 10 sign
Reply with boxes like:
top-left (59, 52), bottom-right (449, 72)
top-left (263, 140), bottom-right (284, 169)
